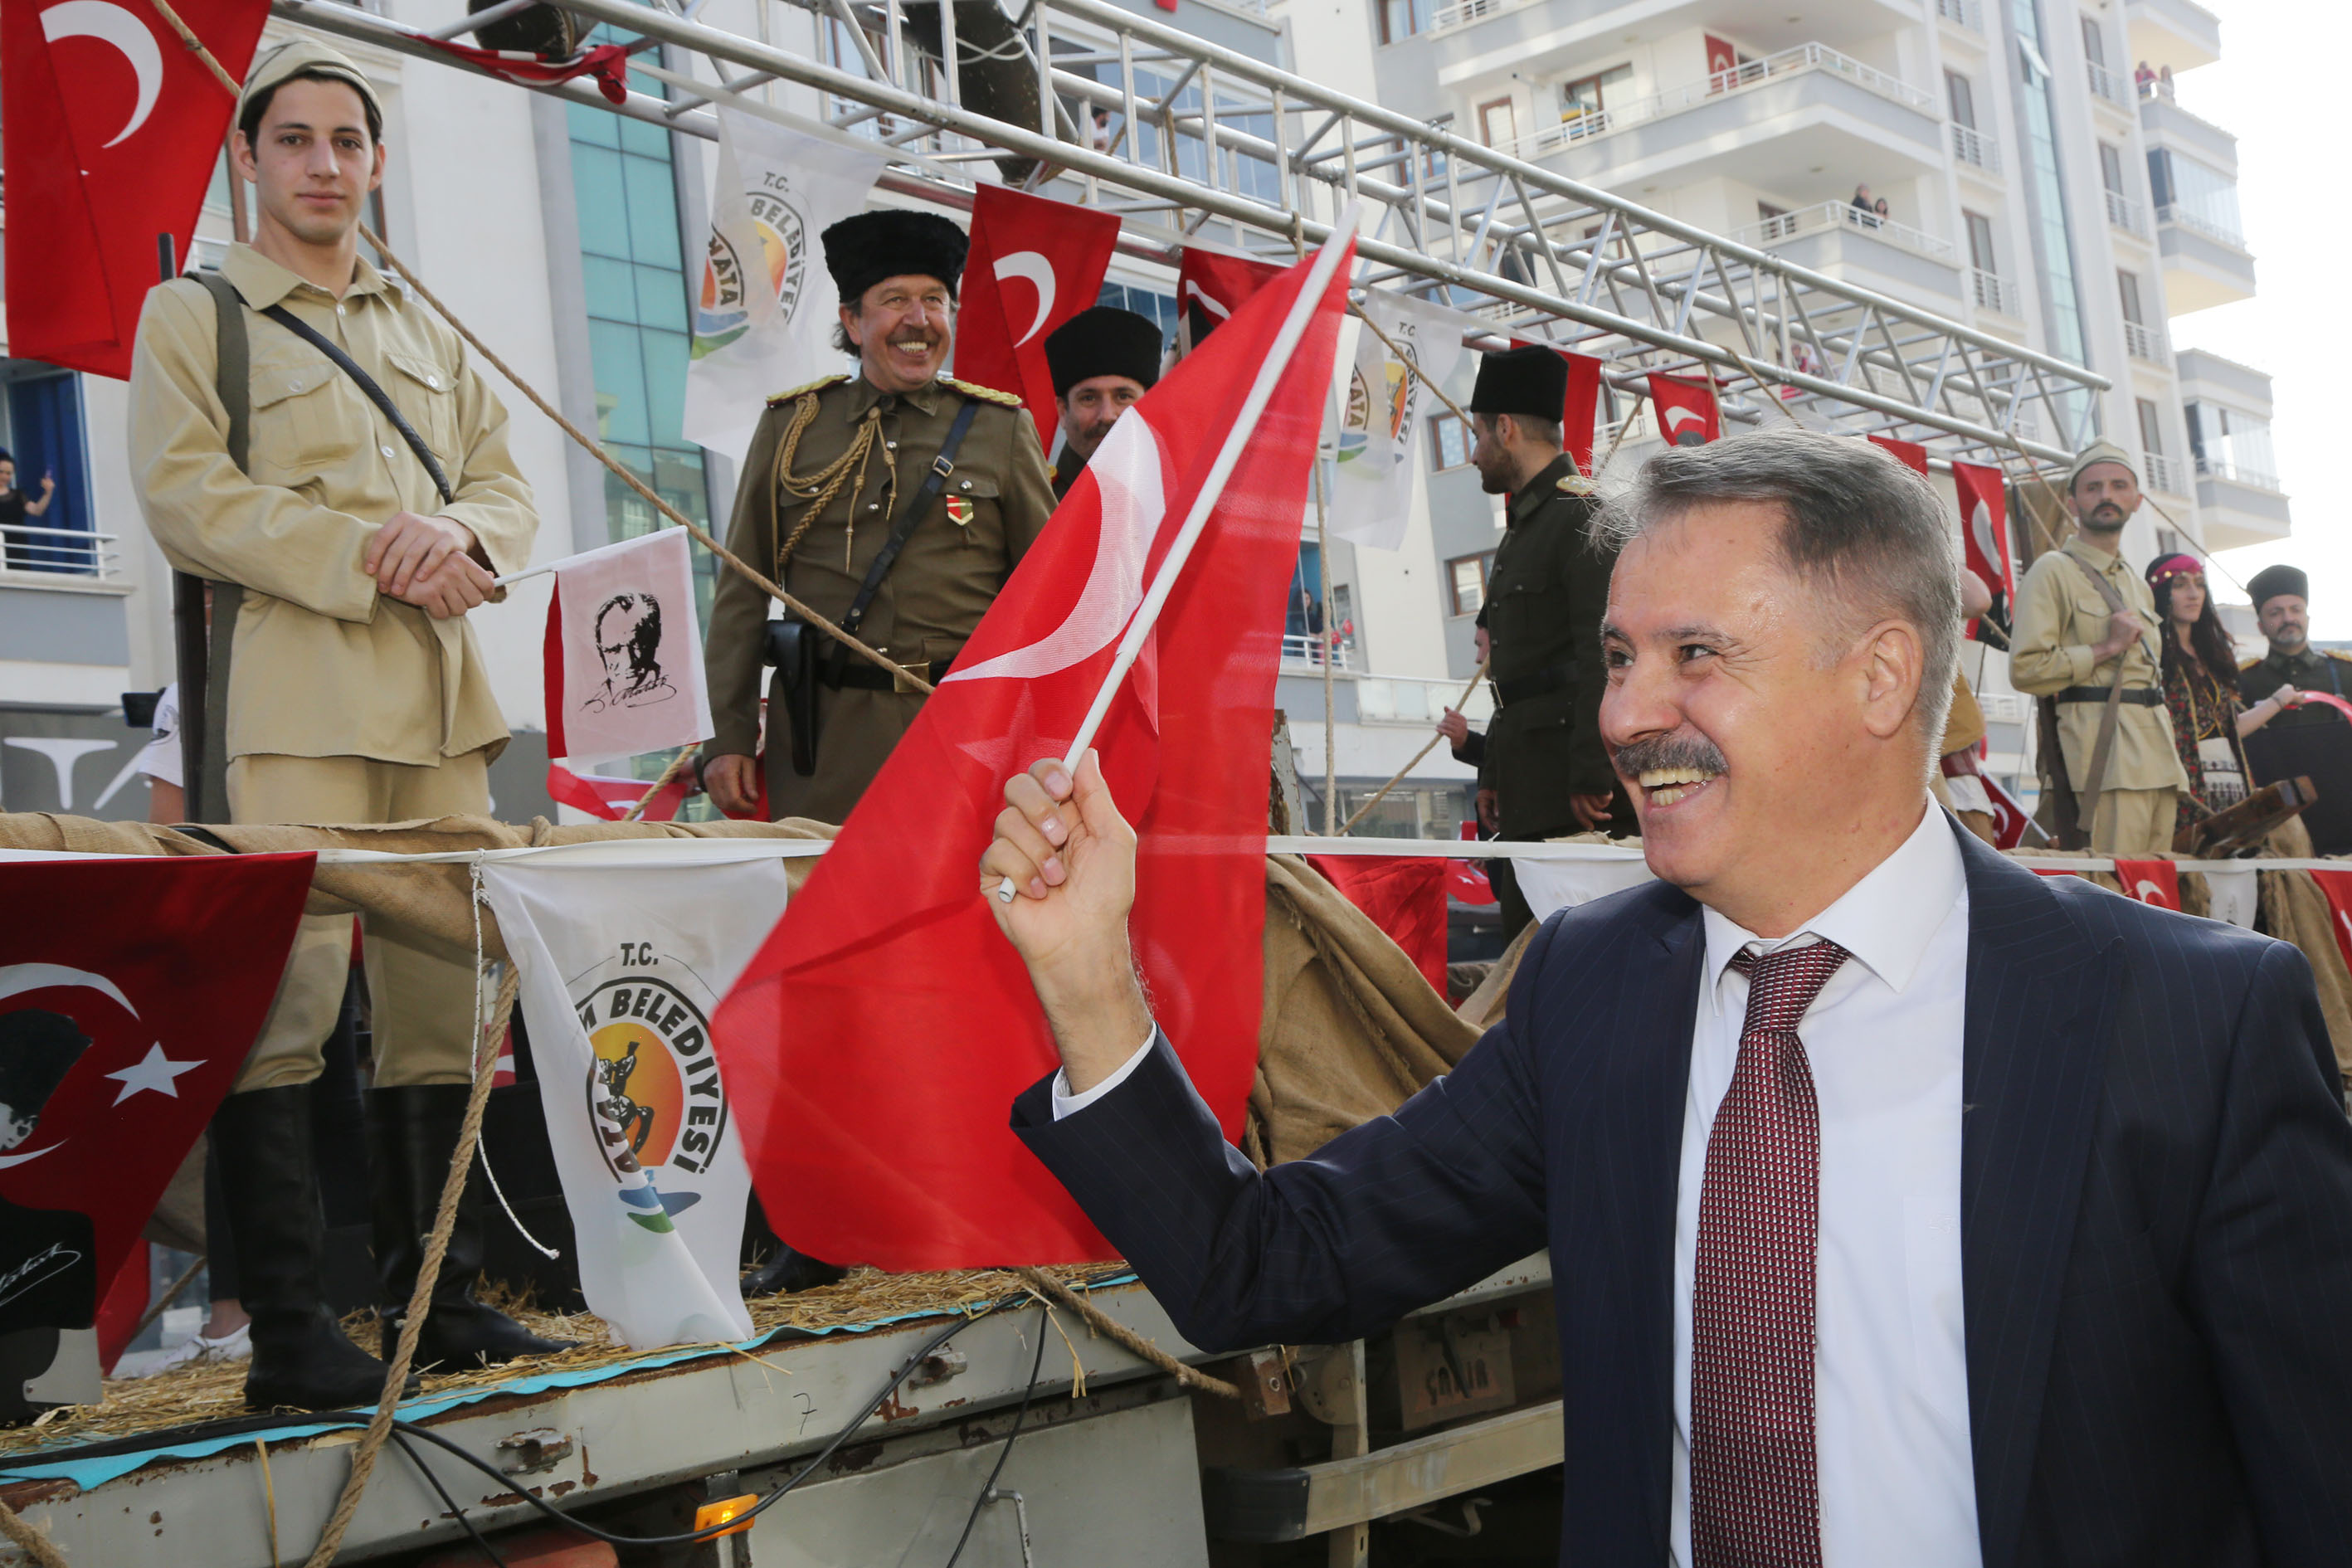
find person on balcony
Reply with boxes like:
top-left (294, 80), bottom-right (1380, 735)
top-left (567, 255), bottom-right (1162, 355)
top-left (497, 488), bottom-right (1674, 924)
top-left (0, 452), bottom-right (59, 571)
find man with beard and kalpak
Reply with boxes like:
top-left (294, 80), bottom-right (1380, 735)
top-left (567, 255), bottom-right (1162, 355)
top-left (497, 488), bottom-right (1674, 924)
top-left (703, 209), bottom-right (1059, 825)
top-left (1041, 305), bottom-right (1162, 499)
top-left (2238, 563), bottom-right (2351, 727)
top-left (2009, 440), bottom-right (2187, 855)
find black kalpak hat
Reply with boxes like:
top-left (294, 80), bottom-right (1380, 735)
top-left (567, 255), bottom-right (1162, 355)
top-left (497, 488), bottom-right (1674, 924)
top-left (822, 210), bottom-right (970, 306)
top-left (1044, 307), bottom-right (1162, 397)
top-left (2248, 563), bottom-right (2311, 611)
top-left (1467, 344), bottom-right (1568, 421)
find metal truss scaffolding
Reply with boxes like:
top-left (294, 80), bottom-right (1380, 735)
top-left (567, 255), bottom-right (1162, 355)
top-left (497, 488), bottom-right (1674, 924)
top-left (277, 0), bottom-right (2108, 465)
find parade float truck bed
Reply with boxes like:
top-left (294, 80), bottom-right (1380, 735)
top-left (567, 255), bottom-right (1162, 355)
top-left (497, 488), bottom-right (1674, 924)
top-left (1, 1256), bottom-right (1561, 1566)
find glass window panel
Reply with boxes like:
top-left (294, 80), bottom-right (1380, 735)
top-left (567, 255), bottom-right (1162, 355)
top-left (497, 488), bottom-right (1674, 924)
top-left (634, 262), bottom-right (689, 332)
top-left (571, 146), bottom-right (630, 258)
top-left (619, 115), bottom-right (672, 160)
top-left (622, 155), bottom-right (684, 267)
top-left (581, 255), bottom-right (637, 323)
top-left (566, 100), bottom-right (618, 148)
top-left (640, 328), bottom-right (692, 448)
top-left (590, 319), bottom-right (650, 446)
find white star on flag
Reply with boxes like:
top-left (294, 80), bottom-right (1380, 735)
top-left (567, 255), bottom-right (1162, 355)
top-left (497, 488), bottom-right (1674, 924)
top-left (105, 1043), bottom-right (202, 1104)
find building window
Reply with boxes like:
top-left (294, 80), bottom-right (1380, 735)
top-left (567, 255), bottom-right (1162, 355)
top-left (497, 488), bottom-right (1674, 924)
top-left (1430, 411), bottom-right (1473, 471)
top-left (0, 366), bottom-right (96, 573)
top-left (1945, 70), bottom-right (1976, 129)
top-left (2116, 270), bottom-right (2145, 325)
top-left (1448, 552), bottom-right (1493, 617)
top-left (2146, 149), bottom-right (2244, 242)
top-left (2079, 13), bottom-right (2108, 68)
top-left (1964, 210), bottom-right (1997, 273)
top-left (1477, 95), bottom-right (1517, 149)
top-left (2097, 141), bottom-right (2126, 197)
top-left (1377, 0), bottom-right (1434, 46)
top-left (1095, 281), bottom-right (1178, 351)
top-left (2186, 400), bottom-right (2280, 488)
top-left (2136, 397), bottom-right (2166, 457)
top-left (1559, 65), bottom-right (1631, 128)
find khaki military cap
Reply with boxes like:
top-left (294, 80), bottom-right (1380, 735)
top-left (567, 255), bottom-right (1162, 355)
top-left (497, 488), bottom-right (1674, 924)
top-left (2066, 438), bottom-right (2139, 492)
top-left (238, 37), bottom-right (384, 132)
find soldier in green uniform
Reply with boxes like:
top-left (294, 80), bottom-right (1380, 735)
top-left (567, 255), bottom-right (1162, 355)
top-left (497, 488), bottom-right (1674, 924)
top-left (1464, 346), bottom-right (1619, 937)
top-left (1043, 306), bottom-right (1161, 499)
top-left (704, 210), bottom-right (1059, 824)
top-left (2238, 564), bottom-right (2349, 724)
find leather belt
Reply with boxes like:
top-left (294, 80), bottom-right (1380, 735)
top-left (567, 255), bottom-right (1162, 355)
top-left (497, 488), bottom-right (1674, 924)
top-left (2055, 685), bottom-right (2162, 706)
top-left (821, 645), bottom-right (957, 694)
top-left (1495, 662), bottom-right (1573, 707)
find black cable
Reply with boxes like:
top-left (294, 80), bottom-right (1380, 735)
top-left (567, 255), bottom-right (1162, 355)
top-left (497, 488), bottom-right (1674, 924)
top-left (320, 1296), bottom-right (1020, 1551)
top-left (388, 1429), bottom-right (510, 1567)
top-left (943, 1305), bottom-right (1052, 1568)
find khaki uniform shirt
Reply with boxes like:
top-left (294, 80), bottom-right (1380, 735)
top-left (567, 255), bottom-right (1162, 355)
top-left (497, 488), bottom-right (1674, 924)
top-left (1479, 454), bottom-right (1616, 833)
top-left (704, 372), bottom-right (1056, 823)
top-left (2009, 533), bottom-right (2188, 793)
top-left (129, 245), bottom-right (537, 766)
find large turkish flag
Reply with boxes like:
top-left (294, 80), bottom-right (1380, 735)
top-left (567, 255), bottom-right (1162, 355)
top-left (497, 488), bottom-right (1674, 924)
top-left (1176, 246), bottom-right (1285, 355)
top-left (715, 238), bottom-right (1353, 1269)
top-left (2, 0), bottom-right (269, 377)
top-left (957, 185), bottom-right (1122, 449)
top-left (0, 852), bottom-right (314, 1334)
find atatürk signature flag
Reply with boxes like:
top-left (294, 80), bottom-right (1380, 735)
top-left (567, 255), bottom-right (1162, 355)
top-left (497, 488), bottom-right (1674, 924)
top-left (0, 853), bottom-right (313, 1333)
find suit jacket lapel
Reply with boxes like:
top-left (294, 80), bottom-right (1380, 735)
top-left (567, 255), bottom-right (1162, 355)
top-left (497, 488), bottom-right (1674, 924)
top-left (1955, 829), bottom-right (2122, 1568)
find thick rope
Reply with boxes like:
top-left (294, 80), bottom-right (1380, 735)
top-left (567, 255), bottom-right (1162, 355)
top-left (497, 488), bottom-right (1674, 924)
top-left (621, 746), bottom-right (697, 824)
top-left (1337, 655), bottom-right (1489, 835)
top-left (0, 1499), bottom-right (70, 1568)
top-left (1009, 1267), bottom-right (1239, 1399)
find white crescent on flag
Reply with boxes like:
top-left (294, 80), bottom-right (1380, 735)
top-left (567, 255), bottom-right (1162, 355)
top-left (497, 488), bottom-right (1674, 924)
top-left (41, 1), bottom-right (164, 149)
top-left (1183, 281), bottom-right (1234, 321)
top-left (1970, 499), bottom-right (2001, 579)
top-left (942, 412), bottom-right (1171, 684)
top-left (0, 962), bottom-right (136, 1016)
top-left (1664, 405), bottom-right (1705, 433)
top-left (994, 251), bottom-right (1057, 345)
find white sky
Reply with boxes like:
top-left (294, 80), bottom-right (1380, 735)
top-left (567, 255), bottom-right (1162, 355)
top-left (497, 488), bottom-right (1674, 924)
top-left (2164, 2), bottom-right (2346, 630)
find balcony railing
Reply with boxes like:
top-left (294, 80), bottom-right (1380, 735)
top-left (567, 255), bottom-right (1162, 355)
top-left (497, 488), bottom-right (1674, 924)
top-left (2143, 451), bottom-right (2187, 495)
top-left (1950, 121), bottom-right (2001, 173)
top-left (2157, 203), bottom-right (2248, 251)
top-left (1282, 632), bottom-right (1357, 671)
top-left (1729, 201), bottom-right (1955, 263)
top-left (1356, 673), bottom-right (1496, 725)
top-left (1505, 42), bottom-right (1934, 158)
top-left (1934, 0), bottom-right (1983, 31)
top-left (2195, 454), bottom-right (2283, 492)
top-left (1970, 266), bottom-right (2020, 315)
top-left (1426, 0), bottom-right (1523, 36)
top-left (0, 523), bottom-right (120, 579)
top-left (2122, 319), bottom-right (2170, 366)
top-left (2087, 60), bottom-right (2132, 107)
top-left (2104, 187), bottom-right (2146, 236)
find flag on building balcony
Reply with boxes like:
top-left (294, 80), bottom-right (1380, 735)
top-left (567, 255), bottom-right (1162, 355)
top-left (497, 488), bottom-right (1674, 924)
top-left (682, 110), bottom-right (886, 461)
top-left (1330, 289), bottom-right (1467, 550)
top-left (1556, 347), bottom-right (1605, 478)
top-left (1647, 373), bottom-right (1719, 446)
top-left (1175, 246), bottom-right (1286, 355)
top-left (957, 185), bottom-right (1122, 449)
top-left (1868, 434), bottom-right (1931, 476)
top-left (713, 237), bottom-right (1353, 1270)
top-left (1953, 459), bottom-right (2015, 611)
top-left (480, 856), bottom-right (782, 1348)
top-left (3, 0), bottom-right (269, 377)
top-left (543, 528), bottom-right (713, 772)
top-left (0, 852), bottom-right (314, 1337)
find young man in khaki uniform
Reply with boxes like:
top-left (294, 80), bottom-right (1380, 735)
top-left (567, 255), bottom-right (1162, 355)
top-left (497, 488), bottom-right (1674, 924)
top-left (2009, 441), bottom-right (2187, 855)
top-left (703, 210), bottom-right (1058, 825)
top-left (128, 41), bottom-right (560, 1410)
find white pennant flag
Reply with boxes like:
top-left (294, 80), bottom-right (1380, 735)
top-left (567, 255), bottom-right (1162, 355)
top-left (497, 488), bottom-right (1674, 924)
top-left (1328, 290), bottom-right (1468, 551)
top-left (545, 528), bottom-right (713, 770)
top-left (481, 855), bottom-right (791, 1349)
top-left (683, 110), bottom-right (888, 462)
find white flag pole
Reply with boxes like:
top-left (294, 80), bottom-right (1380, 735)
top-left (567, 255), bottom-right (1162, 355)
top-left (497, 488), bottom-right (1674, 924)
top-left (995, 210), bottom-right (1360, 903)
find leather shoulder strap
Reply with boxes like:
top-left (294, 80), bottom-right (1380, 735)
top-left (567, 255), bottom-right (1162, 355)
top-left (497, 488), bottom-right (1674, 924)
top-left (2062, 549), bottom-right (2128, 615)
top-left (192, 271), bottom-right (250, 474)
top-left (260, 302), bottom-right (455, 506)
top-left (834, 394), bottom-right (986, 645)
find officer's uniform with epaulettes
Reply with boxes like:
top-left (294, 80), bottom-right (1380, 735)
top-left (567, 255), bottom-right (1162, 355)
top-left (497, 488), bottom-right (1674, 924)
top-left (704, 369), bottom-right (1056, 822)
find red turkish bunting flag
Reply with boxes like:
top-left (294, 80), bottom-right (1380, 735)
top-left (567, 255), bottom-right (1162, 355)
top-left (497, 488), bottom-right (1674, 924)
top-left (1982, 772), bottom-right (2033, 850)
top-left (2114, 859), bottom-right (2181, 911)
top-left (1556, 348), bottom-right (1605, 478)
top-left (2, 0), bottom-right (269, 377)
top-left (1176, 246), bottom-right (1286, 356)
top-left (2309, 871), bottom-right (2352, 977)
top-left (957, 186), bottom-right (1122, 449)
top-left (1952, 460), bottom-right (2014, 603)
top-left (1647, 373), bottom-right (1719, 446)
top-left (1307, 855), bottom-right (1449, 996)
top-left (543, 764), bottom-right (693, 822)
top-left (1452, 822), bottom-right (1497, 906)
top-left (714, 241), bottom-right (1353, 1269)
top-left (1867, 434), bottom-right (1930, 476)
top-left (0, 853), bottom-right (314, 1335)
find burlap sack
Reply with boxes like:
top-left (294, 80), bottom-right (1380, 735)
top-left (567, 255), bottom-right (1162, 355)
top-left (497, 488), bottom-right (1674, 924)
top-left (2254, 817), bottom-right (2352, 1079)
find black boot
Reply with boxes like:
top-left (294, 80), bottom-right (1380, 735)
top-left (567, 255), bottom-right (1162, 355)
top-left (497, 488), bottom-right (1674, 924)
top-left (743, 1247), bottom-right (850, 1297)
top-left (212, 1086), bottom-right (416, 1412)
top-left (368, 1085), bottom-right (576, 1371)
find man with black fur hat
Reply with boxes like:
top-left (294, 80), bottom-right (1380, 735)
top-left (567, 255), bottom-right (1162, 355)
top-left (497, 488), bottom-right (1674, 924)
top-left (1043, 305), bottom-right (1161, 499)
top-left (704, 207), bottom-right (1059, 825)
top-left (1464, 344), bottom-right (1619, 937)
top-left (2238, 563), bottom-right (2350, 728)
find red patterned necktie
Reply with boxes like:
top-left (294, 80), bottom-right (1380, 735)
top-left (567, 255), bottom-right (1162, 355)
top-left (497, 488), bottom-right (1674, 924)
top-left (1692, 939), bottom-right (1850, 1568)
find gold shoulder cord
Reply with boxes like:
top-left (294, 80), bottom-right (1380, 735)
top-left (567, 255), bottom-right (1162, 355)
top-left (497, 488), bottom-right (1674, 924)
top-left (767, 391), bottom-right (892, 577)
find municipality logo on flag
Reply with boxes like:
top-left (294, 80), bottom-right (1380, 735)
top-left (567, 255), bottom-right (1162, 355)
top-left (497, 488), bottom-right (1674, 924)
top-left (577, 965), bottom-right (731, 1235)
top-left (693, 185), bottom-right (810, 359)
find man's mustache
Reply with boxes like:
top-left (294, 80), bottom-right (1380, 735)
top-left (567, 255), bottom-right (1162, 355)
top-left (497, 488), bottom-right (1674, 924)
top-left (1612, 731), bottom-right (1730, 782)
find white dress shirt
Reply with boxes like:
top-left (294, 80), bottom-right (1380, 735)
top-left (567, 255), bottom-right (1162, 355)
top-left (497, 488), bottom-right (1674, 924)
top-left (1673, 801), bottom-right (1977, 1567)
top-left (1054, 804), bottom-right (1980, 1567)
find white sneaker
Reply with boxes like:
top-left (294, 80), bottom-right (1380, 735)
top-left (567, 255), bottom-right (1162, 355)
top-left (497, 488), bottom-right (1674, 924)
top-left (148, 1324), bottom-right (251, 1373)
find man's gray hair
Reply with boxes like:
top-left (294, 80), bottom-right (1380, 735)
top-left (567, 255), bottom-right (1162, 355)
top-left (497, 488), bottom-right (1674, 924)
top-left (1594, 427), bottom-right (1962, 752)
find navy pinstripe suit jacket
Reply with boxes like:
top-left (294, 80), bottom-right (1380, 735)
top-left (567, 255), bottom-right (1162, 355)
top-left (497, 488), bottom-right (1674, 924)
top-left (1011, 820), bottom-right (2352, 1567)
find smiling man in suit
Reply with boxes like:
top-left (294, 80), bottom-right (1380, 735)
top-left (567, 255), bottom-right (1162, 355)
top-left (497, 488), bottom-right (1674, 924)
top-left (982, 427), bottom-right (2352, 1567)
